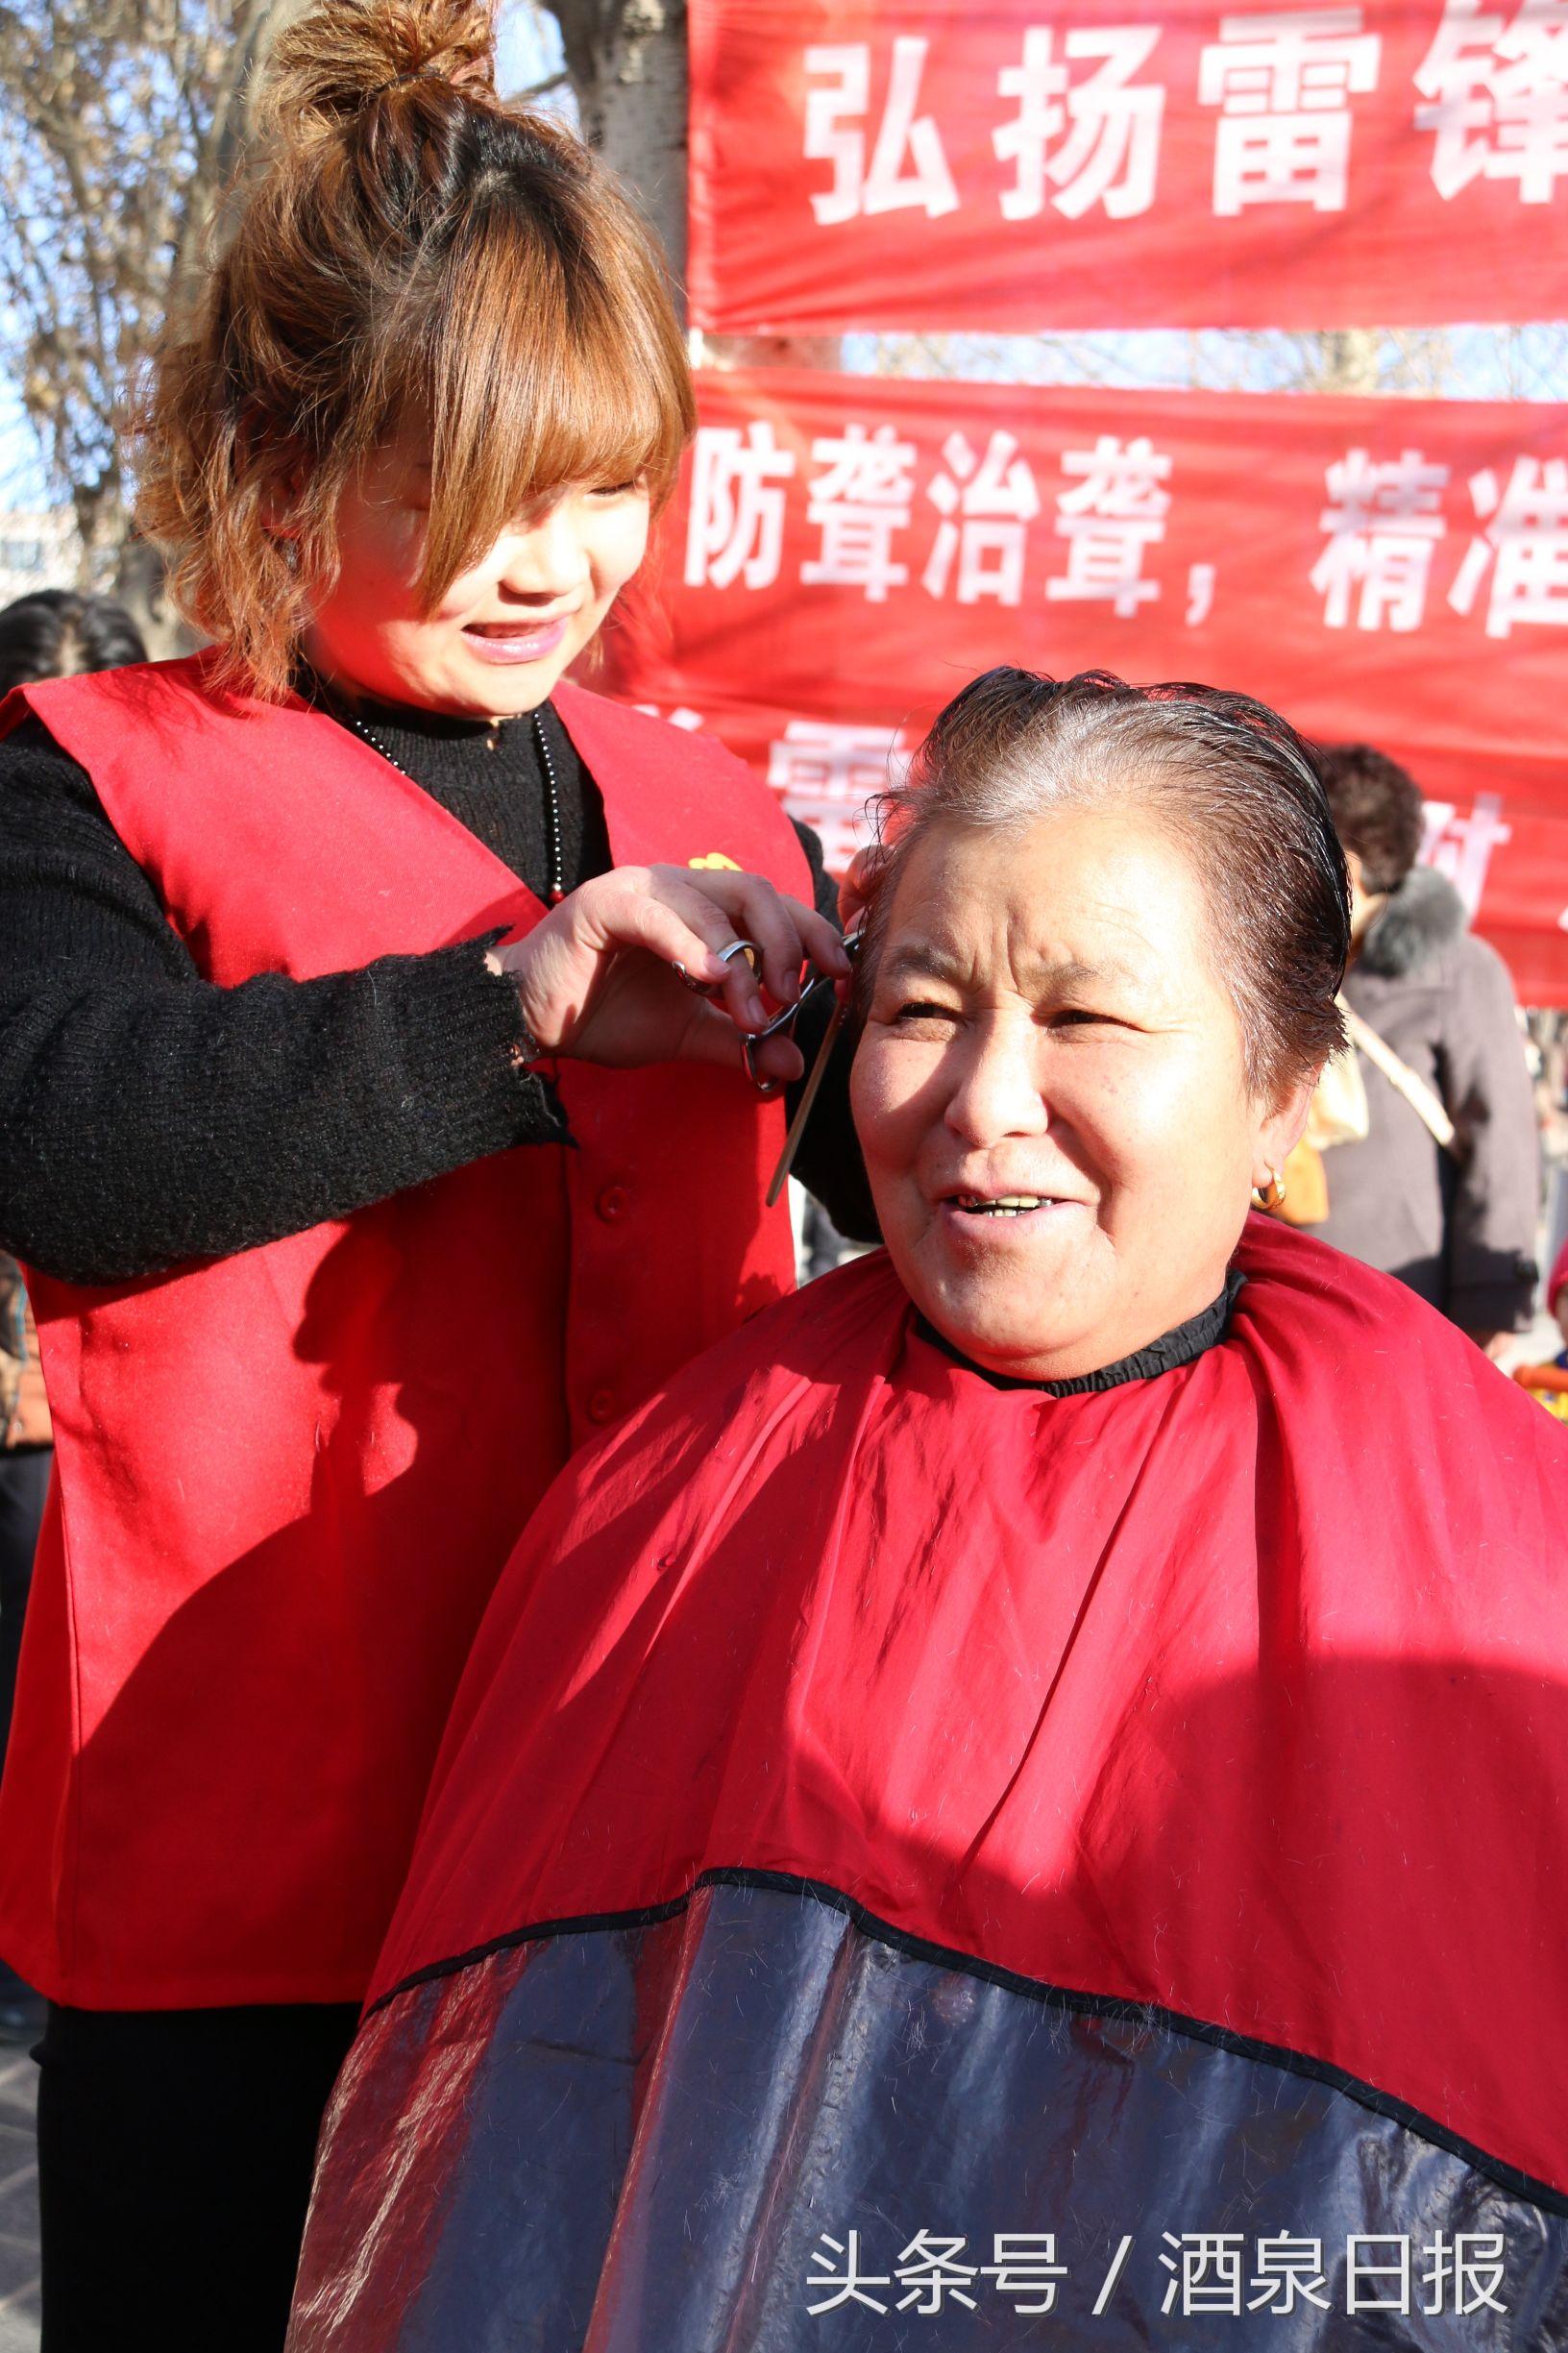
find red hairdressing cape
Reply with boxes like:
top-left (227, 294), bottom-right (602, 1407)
top-left (293, 1219), bottom-right (1568, 2348)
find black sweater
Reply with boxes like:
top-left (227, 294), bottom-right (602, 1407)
top-left (0, 694), bottom-right (874, 1286)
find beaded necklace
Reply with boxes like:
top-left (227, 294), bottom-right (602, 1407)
top-left (338, 702), bottom-right (567, 905)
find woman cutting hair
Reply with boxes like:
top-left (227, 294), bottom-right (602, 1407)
top-left (293, 672), bottom-right (1568, 2349)
top-left (0, 3), bottom-right (861, 2342)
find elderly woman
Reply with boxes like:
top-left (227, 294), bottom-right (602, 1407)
top-left (289, 672), bottom-right (1568, 2350)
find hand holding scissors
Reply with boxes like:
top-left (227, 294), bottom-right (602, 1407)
top-left (488, 864), bottom-right (850, 1078)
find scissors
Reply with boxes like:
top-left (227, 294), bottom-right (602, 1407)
top-left (745, 930), bottom-right (864, 1207)
top-left (675, 931), bottom-right (864, 1203)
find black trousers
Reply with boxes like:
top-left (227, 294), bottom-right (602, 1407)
top-left (36, 1999), bottom-right (360, 2353)
top-left (0, 1444), bottom-right (49, 1767)
top-left (0, 1448), bottom-right (50, 2010)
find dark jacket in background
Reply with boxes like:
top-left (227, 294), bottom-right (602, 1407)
top-left (1318, 867), bottom-right (1538, 1333)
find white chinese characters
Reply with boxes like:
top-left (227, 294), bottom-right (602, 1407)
top-left (1448, 456), bottom-right (1568, 634)
top-left (1047, 434), bottom-right (1173, 616)
top-left (801, 424), bottom-right (919, 601)
top-left (922, 429), bottom-right (1041, 604)
top-left (1416, 0), bottom-right (1568, 205)
top-left (1420, 791), bottom-right (1514, 916)
top-left (766, 721), bottom-right (908, 874)
top-left (1198, 9), bottom-right (1383, 211)
top-left (804, 2227), bottom-right (1509, 2321)
top-left (1307, 442), bottom-right (1567, 637)
top-left (804, 39), bottom-right (958, 224)
top-left (994, 27), bottom-right (1165, 219)
top-left (686, 418), bottom-right (1566, 654)
top-left (685, 424), bottom-right (796, 592)
top-left (798, 4), bottom-right (1568, 224)
top-left (1311, 447), bottom-right (1451, 630)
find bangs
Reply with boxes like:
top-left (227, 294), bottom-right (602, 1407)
top-left (412, 200), bottom-right (694, 606)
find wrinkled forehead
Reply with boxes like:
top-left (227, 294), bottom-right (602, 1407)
top-left (862, 807), bottom-right (1220, 1001)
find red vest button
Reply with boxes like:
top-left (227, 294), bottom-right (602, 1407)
top-left (587, 1387), bottom-right (617, 1425)
top-left (597, 1185), bottom-right (629, 1222)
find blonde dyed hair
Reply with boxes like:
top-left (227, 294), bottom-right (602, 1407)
top-left (135, 0), bottom-right (694, 698)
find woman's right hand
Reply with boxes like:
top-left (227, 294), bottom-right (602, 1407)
top-left (489, 864), bottom-right (851, 1084)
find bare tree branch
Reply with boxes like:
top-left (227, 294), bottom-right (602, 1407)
top-left (0, 0), bottom-right (297, 628)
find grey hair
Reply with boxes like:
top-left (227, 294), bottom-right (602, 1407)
top-left (855, 668), bottom-right (1350, 1096)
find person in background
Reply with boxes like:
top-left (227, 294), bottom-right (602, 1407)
top-left (0, 590), bottom-right (148, 697)
top-left (1313, 742), bottom-right (1537, 1352)
top-left (0, 591), bottom-right (148, 2046)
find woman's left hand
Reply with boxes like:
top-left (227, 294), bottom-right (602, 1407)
top-left (488, 863), bottom-right (850, 1083)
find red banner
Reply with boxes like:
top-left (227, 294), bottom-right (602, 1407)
top-left (605, 370), bottom-right (1568, 1001)
top-left (688, 0), bottom-right (1568, 332)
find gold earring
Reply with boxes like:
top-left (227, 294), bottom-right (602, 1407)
top-left (1252, 1167), bottom-right (1286, 1212)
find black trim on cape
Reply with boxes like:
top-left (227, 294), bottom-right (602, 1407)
top-left (365, 1862), bottom-right (1568, 2222)
top-left (914, 1268), bottom-right (1246, 1393)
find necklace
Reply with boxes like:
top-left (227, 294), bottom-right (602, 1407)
top-left (530, 710), bottom-right (567, 905)
top-left (339, 703), bottom-right (566, 904)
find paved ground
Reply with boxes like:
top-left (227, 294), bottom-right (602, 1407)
top-left (0, 2050), bottom-right (37, 2353)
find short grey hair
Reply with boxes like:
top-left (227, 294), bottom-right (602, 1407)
top-left (856, 668), bottom-right (1350, 1095)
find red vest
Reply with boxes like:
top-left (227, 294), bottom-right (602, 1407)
top-left (0, 653), bottom-right (807, 2008)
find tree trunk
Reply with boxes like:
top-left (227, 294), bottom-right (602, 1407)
top-left (544, 0), bottom-right (838, 371)
top-left (546, 0), bottom-right (692, 301)
top-left (1312, 330), bottom-right (1382, 394)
